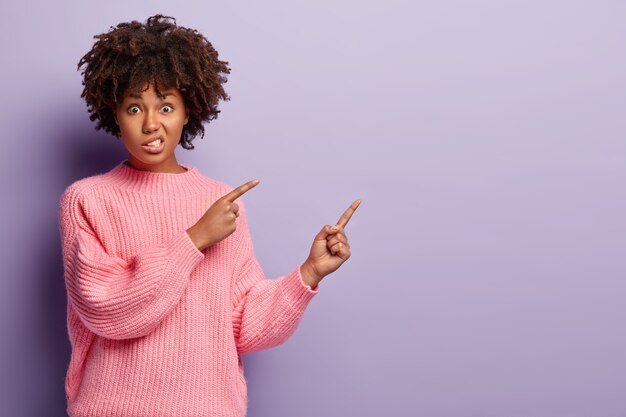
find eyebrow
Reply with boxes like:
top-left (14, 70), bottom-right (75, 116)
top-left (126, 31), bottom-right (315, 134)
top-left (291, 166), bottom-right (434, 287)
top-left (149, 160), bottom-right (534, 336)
top-left (128, 91), bottom-right (177, 99)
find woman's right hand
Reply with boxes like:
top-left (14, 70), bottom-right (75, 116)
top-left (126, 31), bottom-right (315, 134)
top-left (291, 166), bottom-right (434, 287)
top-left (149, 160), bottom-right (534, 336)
top-left (186, 179), bottom-right (260, 251)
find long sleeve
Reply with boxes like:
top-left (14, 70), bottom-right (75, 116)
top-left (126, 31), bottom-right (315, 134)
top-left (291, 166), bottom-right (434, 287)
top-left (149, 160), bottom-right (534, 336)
top-left (59, 185), bottom-right (205, 340)
top-left (231, 201), bottom-right (318, 354)
top-left (61, 161), bottom-right (303, 416)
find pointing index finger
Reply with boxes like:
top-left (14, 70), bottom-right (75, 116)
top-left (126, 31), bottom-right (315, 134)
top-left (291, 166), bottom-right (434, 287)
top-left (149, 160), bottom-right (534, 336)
top-left (336, 199), bottom-right (361, 229)
top-left (223, 179), bottom-right (260, 202)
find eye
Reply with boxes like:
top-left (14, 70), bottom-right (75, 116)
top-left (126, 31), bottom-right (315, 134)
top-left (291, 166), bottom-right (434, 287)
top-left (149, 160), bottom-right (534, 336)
top-left (127, 105), bottom-right (140, 114)
top-left (162, 105), bottom-right (174, 113)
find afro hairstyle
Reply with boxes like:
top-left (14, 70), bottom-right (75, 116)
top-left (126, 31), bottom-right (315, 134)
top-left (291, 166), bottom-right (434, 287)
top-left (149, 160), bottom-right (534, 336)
top-left (77, 14), bottom-right (231, 149)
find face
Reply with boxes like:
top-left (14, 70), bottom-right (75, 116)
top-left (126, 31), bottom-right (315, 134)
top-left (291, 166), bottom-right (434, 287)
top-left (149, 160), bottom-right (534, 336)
top-left (115, 82), bottom-right (189, 173)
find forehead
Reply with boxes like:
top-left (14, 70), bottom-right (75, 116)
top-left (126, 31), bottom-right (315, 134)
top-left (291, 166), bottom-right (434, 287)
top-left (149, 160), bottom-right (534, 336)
top-left (123, 83), bottom-right (183, 100)
top-left (127, 90), bottom-right (179, 99)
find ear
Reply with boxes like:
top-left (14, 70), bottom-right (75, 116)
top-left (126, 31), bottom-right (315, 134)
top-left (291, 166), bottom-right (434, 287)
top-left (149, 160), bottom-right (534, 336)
top-left (184, 111), bottom-right (189, 125)
top-left (113, 112), bottom-right (119, 126)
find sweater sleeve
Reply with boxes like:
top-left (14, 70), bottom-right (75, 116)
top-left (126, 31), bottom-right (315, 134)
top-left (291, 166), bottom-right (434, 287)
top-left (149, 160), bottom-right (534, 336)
top-left (58, 185), bottom-right (205, 340)
top-left (231, 201), bottom-right (318, 355)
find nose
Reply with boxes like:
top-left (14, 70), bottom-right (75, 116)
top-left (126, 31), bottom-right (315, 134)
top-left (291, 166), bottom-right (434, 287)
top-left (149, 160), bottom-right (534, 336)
top-left (142, 110), bottom-right (160, 134)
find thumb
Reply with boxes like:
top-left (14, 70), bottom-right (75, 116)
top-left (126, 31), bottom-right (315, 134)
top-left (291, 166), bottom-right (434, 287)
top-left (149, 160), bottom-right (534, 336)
top-left (314, 224), bottom-right (337, 241)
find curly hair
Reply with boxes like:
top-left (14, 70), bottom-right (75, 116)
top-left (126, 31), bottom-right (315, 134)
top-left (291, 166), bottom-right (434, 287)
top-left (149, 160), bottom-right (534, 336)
top-left (77, 14), bottom-right (231, 150)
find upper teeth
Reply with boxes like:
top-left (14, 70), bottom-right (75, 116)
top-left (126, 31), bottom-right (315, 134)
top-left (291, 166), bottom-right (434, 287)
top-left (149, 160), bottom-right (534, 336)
top-left (146, 139), bottom-right (162, 146)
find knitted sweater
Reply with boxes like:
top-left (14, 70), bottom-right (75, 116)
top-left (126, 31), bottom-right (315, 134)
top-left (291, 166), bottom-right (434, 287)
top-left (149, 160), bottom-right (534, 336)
top-left (58, 161), bottom-right (318, 417)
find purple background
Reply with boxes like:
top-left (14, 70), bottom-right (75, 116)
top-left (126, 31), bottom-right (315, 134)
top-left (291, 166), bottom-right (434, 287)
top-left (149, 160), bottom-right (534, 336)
top-left (1, 1), bottom-right (625, 416)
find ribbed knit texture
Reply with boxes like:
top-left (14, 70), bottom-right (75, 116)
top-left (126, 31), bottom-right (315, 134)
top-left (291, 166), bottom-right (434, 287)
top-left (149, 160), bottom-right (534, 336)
top-left (58, 161), bottom-right (318, 417)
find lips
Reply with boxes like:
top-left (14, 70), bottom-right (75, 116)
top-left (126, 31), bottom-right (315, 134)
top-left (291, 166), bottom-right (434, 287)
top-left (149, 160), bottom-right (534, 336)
top-left (142, 136), bottom-right (164, 146)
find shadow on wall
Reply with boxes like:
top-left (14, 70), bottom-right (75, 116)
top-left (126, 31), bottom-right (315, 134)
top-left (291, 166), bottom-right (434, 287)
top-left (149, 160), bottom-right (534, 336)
top-left (41, 112), bottom-right (127, 417)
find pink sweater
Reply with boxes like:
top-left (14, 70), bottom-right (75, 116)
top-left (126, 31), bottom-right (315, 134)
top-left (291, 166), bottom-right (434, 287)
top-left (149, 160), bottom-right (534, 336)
top-left (58, 161), bottom-right (318, 417)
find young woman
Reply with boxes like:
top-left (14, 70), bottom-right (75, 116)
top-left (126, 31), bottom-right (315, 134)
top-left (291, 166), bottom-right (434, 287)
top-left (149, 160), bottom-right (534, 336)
top-left (59, 14), bottom-right (360, 417)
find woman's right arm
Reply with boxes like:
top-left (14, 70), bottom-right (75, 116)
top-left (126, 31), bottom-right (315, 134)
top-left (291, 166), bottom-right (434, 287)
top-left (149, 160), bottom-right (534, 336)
top-left (58, 185), bottom-right (205, 340)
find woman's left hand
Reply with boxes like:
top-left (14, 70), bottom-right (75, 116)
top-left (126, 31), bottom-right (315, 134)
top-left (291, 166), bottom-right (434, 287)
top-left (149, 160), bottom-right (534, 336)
top-left (300, 199), bottom-right (361, 289)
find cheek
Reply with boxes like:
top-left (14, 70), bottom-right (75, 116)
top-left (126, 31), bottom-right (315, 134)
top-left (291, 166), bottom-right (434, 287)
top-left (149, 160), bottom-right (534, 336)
top-left (118, 116), bottom-right (143, 136)
top-left (165, 116), bottom-right (187, 133)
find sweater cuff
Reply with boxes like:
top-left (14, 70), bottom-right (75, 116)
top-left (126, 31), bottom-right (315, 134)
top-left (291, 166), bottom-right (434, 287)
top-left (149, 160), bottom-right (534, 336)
top-left (278, 265), bottom-right (319, 313)
top-left (150, 230), bottom-right (205, 298)
top-left (168, 230), bottom-right (205, 271)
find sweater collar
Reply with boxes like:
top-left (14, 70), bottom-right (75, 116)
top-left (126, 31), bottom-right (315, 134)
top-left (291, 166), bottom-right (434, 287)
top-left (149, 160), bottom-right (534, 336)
top-left (105, 160), bottom-right (207, 196)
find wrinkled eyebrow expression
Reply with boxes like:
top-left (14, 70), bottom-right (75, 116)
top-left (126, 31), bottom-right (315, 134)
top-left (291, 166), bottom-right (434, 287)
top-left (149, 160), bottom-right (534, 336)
top-left (128, 91), bottom-right (176, 100)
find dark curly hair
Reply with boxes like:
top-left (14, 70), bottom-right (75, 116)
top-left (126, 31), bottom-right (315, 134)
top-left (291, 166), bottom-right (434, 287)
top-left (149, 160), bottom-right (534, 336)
top-left (77, 14), bottom-right (231, 149)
